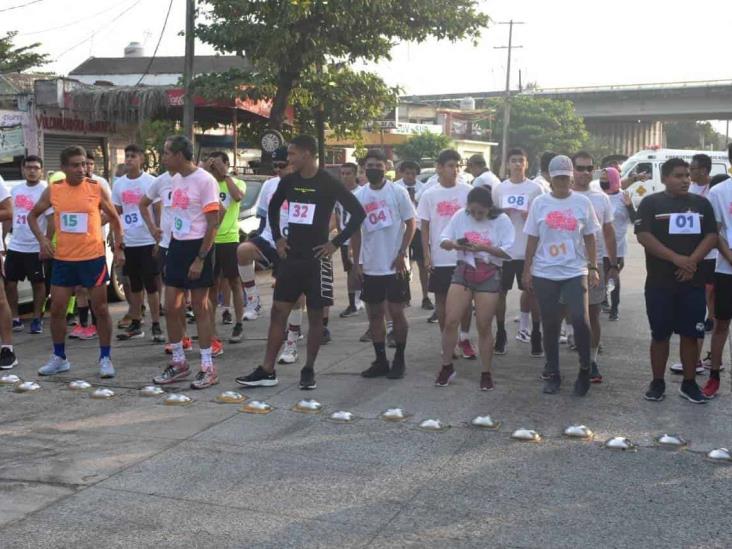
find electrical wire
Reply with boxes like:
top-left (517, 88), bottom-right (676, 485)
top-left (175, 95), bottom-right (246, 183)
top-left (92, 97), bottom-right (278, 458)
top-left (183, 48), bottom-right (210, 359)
top-left (135, 0), bottom-right (175, 86)
top-left (0, 0), bottom-right (45, 13)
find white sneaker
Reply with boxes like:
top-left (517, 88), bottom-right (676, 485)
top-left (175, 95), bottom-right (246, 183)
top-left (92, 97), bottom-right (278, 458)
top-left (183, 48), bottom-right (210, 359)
top-left (515, 329), bottom-right (531, 343)
top-left (38, 355), bottom-right (71, 376)
top-left (243, 297), bottom-right (260, 321)
top-left (559, 328), bottom-right (568, 345)
top-left (355, 300), bottom-right (365, 312)
top-left (278, 340), bottom-right (298, 364)
top-left (670, 362), bottom-right (704, 375)
top-left (99, 356), bottom-right (116, 378)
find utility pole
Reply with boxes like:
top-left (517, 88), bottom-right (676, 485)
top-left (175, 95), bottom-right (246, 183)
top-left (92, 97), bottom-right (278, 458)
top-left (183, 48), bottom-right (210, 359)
top-left (182, 0), bottom-right (196, 141)
top-left (495, 20), bottom-right (523, 179)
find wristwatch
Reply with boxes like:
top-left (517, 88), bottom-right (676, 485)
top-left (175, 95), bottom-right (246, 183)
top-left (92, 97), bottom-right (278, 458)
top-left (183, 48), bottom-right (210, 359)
top-left (587, 264), bottom-right (599, 272)
top-left (197, 251), bottom-right (208, 261)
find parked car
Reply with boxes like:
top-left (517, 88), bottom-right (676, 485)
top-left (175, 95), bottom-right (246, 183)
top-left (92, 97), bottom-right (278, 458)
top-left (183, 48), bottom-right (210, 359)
top-left (236, 175), bottom-right (268, 239)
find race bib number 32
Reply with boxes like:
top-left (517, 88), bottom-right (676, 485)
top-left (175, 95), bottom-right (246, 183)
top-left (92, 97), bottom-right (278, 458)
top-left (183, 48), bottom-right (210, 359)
top-left (60, 213), bottom-right (88, 234)
top-left (289, 202), bottom-right (315, 225)
top-left (668, 213), bottom-right (701, 235)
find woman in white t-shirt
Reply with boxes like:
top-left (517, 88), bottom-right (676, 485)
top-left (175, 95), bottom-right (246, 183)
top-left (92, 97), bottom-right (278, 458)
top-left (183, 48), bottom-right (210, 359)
top-left (437, 187), bottom-right (514, 391)
top-left (522, 155), bottom-right (600, 396)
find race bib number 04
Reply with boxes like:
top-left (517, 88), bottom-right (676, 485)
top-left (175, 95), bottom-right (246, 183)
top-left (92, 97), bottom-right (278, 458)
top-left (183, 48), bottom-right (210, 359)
top-left (289, 202), bottom-right (315, 225)
top-left (502, 194), bottom-right (528, 211)
top-left (364, 203), bottom-right (393, 233)
top-left (60, 213), bottom-right (88, 234)
top-left (544, 240), bottom-right (576, 261)
top-left (668, 213), bottom-right (701, 235)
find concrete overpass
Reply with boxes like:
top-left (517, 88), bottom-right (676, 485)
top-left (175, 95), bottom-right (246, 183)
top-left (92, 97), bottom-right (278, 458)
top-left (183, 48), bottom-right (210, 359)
top-left (402, 80), bottom-right (732, 155)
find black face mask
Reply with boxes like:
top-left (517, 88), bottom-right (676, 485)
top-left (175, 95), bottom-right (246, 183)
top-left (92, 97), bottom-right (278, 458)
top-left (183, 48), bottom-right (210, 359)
top-left (600, 180), bottom-right (610, 190)
top-left (365, 168), bottom-right (385, 184)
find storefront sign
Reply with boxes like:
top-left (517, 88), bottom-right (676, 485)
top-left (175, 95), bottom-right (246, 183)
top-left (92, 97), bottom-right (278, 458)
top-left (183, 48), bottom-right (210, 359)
top-left (0, 125), bottom-right (25, 163)
top-left (36, 114), bottom-right (115, 134)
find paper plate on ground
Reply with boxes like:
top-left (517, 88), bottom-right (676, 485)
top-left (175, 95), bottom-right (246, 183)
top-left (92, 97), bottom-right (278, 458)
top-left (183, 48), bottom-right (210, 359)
top-left (563, 425), bottom-right (594, 440)
top-left (241, 400), bottom-right (273, 414)
top-left (164, 393), bottom-right (193, 406)
top-left (68, 380), bottom-right (92, 391)
top-left (14, 381), bottom-right (40, 393)
top-left (511, 428), bottom-right (541, 442)
top-left (292, 399), bottom-right (323, 413)
top-left (90, 388), bottom-right (115, 399)
top-left (381, 408), bottom-right (410, 422)
top-left (418, 419), bottom-right (449, 432)
top-left (706, 448), bottom-right (732, 463)
top-left (140, 385), bottom-right (165, 397)
top-left (215, 391), bottom-right (246, 404)
top-left (604, 436), bottom-right (635, 451)
top-left (655, 434), bottom-right (687, 449)
top-left (471, 415), bottom-right (500, 430)
top-left (328, 410), bottom-right (356, 423)
top-left (0, 374), bottom-right (21, 385)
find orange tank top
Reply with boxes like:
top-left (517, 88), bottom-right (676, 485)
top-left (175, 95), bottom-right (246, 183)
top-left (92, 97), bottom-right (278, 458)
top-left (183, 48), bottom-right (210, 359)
top-left (50, 178), bottom-right (105, 261)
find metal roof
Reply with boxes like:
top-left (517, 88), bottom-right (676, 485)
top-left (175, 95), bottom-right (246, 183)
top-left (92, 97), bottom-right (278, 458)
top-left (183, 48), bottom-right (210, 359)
top-left (69, 55), bottom-right (251, 76)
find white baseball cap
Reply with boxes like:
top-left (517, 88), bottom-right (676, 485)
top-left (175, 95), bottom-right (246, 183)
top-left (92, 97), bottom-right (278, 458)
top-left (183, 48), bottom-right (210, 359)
top-left (548, 155), bottom-right (574, 178)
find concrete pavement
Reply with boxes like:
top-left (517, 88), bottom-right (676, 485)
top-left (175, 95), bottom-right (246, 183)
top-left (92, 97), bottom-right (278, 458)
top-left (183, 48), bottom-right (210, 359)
top-left (1, 241), bottom-right (732, 548)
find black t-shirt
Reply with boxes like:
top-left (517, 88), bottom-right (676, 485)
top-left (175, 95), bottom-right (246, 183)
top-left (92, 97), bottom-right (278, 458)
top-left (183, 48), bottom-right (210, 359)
top-left (634, 191), bottom-right (717, 288)
top-left (269, 169), bottom-right (365, 261)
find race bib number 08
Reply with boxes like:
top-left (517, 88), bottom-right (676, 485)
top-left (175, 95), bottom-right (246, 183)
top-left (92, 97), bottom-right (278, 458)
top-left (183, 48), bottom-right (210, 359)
top-left (289, 202), bottom-right (315, 225)
top-left (544, 240), bottom-right (576, 260)
top-left (502, 194), bottom-right (528, 211)
top-left (668, 213), bottom-right (701, 235)
top-left (60, 213), bottom-right (88, 234)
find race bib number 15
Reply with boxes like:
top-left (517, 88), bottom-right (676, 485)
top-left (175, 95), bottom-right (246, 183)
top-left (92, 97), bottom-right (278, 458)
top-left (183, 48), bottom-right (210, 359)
top-left (60, 213), bottom-right (88, 234)
top-left (289, 202), bottom-right (315, 225)
top-left (668, 213), bottom-right (701, 235)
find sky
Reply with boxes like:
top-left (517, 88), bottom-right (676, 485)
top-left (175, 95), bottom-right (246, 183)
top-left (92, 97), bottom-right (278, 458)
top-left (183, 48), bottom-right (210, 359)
top-left (3, 0), bottom-right (732, 127)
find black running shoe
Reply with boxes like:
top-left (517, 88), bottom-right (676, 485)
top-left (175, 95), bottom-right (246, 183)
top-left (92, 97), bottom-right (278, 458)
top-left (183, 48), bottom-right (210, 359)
top-left (236, 366), bottom-right (278, 387)
top-left (339, 305), bottom-right (358, 318)
top-left (222, 309), bottom-right (233, 325)
top-left (361, 360), bottom-right (390, 378)
top-left (117, 320), bottom-right (144, 341)
top-left (530, 329), bottom-right (543, 357)
top-left (608, 310), bottom-right (619, 321)
top-left (387, 360), bottom-right (405, 380)
top-left (574, 368), bottom-right (591, 397)
top-left (421, 297), bottom-right (434, 310)
top-left (679, 380), bottom-right (708, 404)
top-left (427, 311), bottom-right (439, 324)
top-left (643, 379), bottom-right (665, 401)
top-left (299, 367), bottom-right (316, 390)
top-left (151, 322), bottom-right (164, 343)
top-left (230, 322), bottom-right (244, 343)
top-left (543, 373), bottom-right (561, 394)
top-left (0, 347), bottom-right (18, 370)
top-left (494, 329), bottom-right (507, 355)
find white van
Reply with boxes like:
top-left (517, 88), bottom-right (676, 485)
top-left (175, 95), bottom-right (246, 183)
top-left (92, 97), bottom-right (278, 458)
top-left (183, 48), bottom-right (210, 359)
top-left (620, 148), bottom-right (730, 206)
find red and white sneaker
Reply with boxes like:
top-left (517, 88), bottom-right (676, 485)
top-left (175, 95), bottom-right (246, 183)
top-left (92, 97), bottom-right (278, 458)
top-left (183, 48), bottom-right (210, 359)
top-left (153, 360), bottom-right (191, 385)
top-left (191, 367), bottom-right (219, 390)
top-left (212, 337), bottom-right (224, 357)
top-left (459, 339), bottom-right (477, 360)
top-left (69, 325), bottom-right (85, 339)
top-left (702, 377), bottom-right (720, 399)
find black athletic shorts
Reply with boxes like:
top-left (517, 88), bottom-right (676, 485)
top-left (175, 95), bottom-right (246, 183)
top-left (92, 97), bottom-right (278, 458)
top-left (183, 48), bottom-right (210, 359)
top-left (214, 242), bottom-right (239, 279)
top-left (273, 256), bottom-right (334, 309)
top-left (4, 250), bottom-right (45, 283)
top-left (645, 285), bottom-right (705, 341)
top-left (428, 266), bottom-right (456, 295)
top-left (501, 259), bottom-right (525, 292)
top-left (361, 273), bottom-right (411, 304)
top-left (699, 259), bottom-right (716, 286)
top-left (165, 238), bottom-right (215, 290)
top-left (158, 246), bottom-right (168, 283)
top-left (250, 236), bottom-right (280, 276)
top-left (123, 244), bottom-right (159, 293)
top-left (714, 273), bottom-right (732, 321)
top-left (409, 229), bottom-right (424, 262)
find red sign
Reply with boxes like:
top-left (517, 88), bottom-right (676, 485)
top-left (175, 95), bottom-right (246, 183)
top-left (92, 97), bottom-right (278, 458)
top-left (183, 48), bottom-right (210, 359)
top-left (37, 114), bottom-right (115, 134)
top-left (164, 89), bottom-right (293, 122)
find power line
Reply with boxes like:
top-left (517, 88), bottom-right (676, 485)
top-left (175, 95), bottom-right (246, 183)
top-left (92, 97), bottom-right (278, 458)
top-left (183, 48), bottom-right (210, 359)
top-left (0, 0), bottom-right (45, 13)
top-left (135, 0), bottom-right (175, 86)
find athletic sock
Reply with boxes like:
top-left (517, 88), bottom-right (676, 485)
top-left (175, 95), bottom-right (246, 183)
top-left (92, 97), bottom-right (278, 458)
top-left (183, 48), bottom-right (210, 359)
top-left (591, 346), bottom-right (599, 362)
top-left (200, 347), bottom-right (213, 370)
top-left (497, 320), bottom-right (506, 333)
top-left (289, 308), bottom-right (303, 327)
top-left (394, 342), bottom-right (406, 363)
top-left (532, 321), bottom-right (541, 335)
top-left (78, 306), bottom-right (89, 327)
top-left (355, 290), bottom-right (361, 302)
top-left (348, 292), bottom-right (356, 308)
top-left (373, 342), bottom-right (387, 363)
top-left (459, 330), bottom-right (470, 342)
top-left (171, 342), bottom-right (185, 363)
top-left (565, 324), bottom-right (574, 337)
top-left (238, 263), bottom-right (255, 284)
top-left (53, 342), bottom-right (66, 359)
top-left (287, 327), bottom-right (300, 343)
top-left (99, 346), bottom-right (111, 360)
top-left (519, 312), bottom-right (530, 333)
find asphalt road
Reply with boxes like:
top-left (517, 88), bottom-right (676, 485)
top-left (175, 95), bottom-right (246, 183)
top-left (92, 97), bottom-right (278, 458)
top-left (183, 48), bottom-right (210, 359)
top-left (1, 240), bottom-right (731, 548)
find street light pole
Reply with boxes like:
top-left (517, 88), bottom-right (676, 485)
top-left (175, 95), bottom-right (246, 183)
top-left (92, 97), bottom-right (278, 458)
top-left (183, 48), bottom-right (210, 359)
top-left (495, 20), bottom-right (523, 179)
top-left (182, 0), bottom-right (196, 141)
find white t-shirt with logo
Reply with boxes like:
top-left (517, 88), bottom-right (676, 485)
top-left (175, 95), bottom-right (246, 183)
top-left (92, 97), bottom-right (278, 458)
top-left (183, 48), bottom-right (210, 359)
top-left (524, 191), bottom-right (601, 281)
top-left (356, 182), bottom-right (415, 276)
top-left (112, 172), bottom-right (158, 247)
top-left (690, 182), bottom-right (718, 261)
top-left (9, 181), bottom-right (52, 253)
top-left (423, 173), bottom-right (468, 194)
top-left (440, 209), bottom-right (515, 267)
top-left (417, 182), bottom-right (472, 267)
top-left (334, 186), bottom-right (361, 246)
top-left (709, 178), bottom-right (732, 275)
top-left (492, 178), bottom-right (545, 260)
top-left (607, 192), bottom-right (631, 258)
top-left (257, 176), bottom-right (289, 246)
top-left (395, 178), bottom-right (424, 229)
top-left (145, 172), bottom-right (175, 248)
top-left (574, 189), bottom-right (613, 261)
top-left (169, 168), bottom-right (220, 241)
top-left (472, 170), bottom-right (501, 191)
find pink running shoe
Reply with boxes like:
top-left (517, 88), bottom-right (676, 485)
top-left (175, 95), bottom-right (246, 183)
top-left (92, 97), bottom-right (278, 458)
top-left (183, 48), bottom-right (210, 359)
top-left (459, 339), bottom-right (477, 360)
top-left (69, 325), bottom-right (85, 339)
top-left (79, 325), bottom-right (98, 340)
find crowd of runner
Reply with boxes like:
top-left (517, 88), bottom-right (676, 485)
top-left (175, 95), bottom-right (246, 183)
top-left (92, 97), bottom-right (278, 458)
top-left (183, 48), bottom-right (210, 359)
top-left (2, 136), bottom-right (731, 404)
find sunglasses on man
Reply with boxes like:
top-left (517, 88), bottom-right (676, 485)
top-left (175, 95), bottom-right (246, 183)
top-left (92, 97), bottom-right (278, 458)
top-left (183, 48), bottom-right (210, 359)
top-left (574, 165), bottom-right (594, 173)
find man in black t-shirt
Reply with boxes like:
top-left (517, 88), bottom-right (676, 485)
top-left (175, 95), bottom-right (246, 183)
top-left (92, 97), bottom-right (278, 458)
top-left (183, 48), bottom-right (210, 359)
top-left (236, 135), bottom-right (366, 390)
top-left (635, 158), bottom-right (718, 404)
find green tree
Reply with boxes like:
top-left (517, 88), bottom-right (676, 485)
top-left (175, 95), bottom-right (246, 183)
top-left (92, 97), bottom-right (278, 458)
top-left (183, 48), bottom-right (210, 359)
top-left (666, 121), bottom-right (726, 150)
top-left (394, 131), bottom-right (454, 162)
top-left (137, 119), bottom-right (177, 173)
top-left (196, 0), bottom-right (488, 130)
top-left (487, 96), bottom-right (589, 169)
top-left (0, 31), bottom-right (49, 73)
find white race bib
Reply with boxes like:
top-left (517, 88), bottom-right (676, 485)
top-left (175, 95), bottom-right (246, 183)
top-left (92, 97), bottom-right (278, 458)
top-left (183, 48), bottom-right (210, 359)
top-left (162, 191), bottom-right (173, 208)
top-left (668, 212), bottom-right (701, 235)
top-left (289, 202), bottom-right (315, 225)
top-left (219, 191), bottom-right (231, 209)
top-left (502, 194), bottom-right (529, 211)
top-left (14, 213), bottom-right (28, 228)
top-left (544, 239), bottom-right (576, 261)
top-left (363, 202), bottom-right (393, 233)
top-left (60, 212), bottom-right (88, 234)
top-left (123, 210), bottom-right (143, 229)
top-left (173, 215), bottom-right (192, 237)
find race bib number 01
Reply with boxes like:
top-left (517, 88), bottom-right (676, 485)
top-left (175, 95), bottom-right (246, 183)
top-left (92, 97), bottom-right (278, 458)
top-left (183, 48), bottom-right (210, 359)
top-left (364, 203), bottom-right (393, 233)
top-left (173, 216), bottom-right (192, 236)
top-left (60, 213), bottom-right (88, 234)
top-left (502, 194), bottom-right (528, 211)
top-left (544, 240), bottom-right (576, 261)
top-left (289, 202), bottom-right (315, 225)
top-left (123, 210), bottom-right (143, 228)
top-left (668, 213), bottom-right (701, 235)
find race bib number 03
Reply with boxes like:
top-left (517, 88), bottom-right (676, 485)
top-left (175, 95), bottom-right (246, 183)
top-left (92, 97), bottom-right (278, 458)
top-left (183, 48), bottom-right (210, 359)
top-left (60, 213), bottom-right (88, 234)
top-left (173, 216), bottom-right (192, 236)
top-left (289, 202), bottom-right (315, 225)
top-left (544, 240), bottom-right (576, 261)
top-left (668, 213), bottom-right (701, 235)
top-left (502, 194), bottom-right (528, 211)
top-left (364, 203), bottom-right (393, 233)
top-left (123, 210), bottom-right (143, 228)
